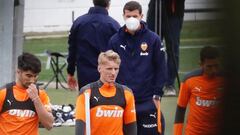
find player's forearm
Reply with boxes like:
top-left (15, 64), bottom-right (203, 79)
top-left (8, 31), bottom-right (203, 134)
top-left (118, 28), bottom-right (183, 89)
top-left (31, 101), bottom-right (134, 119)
top-left (174, 105), bottom-right (186, 123)
top-left (173, 123), bottom-right (184, 135)
top-left (33, 97), bottom-right (54, 130)
top-left (174, 105), bottom-right (186, 135)
top-left (124, 122), bottom-right (137, 135)
top-left (75, 120), bottom-right (85, 135)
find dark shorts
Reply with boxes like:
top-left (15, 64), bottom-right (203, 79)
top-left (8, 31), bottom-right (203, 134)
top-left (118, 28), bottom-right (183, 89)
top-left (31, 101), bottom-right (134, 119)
top-left (136, 107), bottom-right (165, 135)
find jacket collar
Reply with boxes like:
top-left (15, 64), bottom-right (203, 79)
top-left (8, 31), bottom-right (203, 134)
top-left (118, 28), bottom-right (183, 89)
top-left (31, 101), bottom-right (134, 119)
top-left (88, 6), bottom-right (108, 15)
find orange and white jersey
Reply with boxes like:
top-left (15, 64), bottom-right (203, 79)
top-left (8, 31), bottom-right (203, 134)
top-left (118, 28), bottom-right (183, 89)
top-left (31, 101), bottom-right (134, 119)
top-left (0, 83), bottom-right (51, 135)
top-left (75, 81), bottom-right (136, 135)
top-left (175, 69), bottom-right (224, 135)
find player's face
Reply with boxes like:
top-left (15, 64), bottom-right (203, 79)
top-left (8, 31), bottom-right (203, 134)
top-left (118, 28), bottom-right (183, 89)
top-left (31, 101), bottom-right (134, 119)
top-left (98, 60), bottom-right (119, 84)
top-left (17, 69), bottom-right (38, 88)
top-left (123, 9), bottom-right (143, 22)
top-left (201, 58), bottom-right (220, 78)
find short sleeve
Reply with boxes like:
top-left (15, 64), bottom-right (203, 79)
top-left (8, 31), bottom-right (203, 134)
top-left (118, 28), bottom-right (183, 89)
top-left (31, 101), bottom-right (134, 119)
top-left (123, 90), bottom-right (136, 124)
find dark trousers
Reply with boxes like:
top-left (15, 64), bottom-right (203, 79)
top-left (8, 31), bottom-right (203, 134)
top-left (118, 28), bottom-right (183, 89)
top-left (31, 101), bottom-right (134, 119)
top-left (162, 15), bottom-right (183, 86)
top-left (136, 110), bottom-right (165, 135)
top-left (146, 0), bottom-right (184, 86)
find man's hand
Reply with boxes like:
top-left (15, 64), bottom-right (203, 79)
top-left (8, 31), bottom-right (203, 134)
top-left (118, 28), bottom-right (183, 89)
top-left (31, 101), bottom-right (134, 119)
top-left (27, 84), bottom-right (39, 102)
top-left (153, 99), bottom-right (161, 110)
top-left (67, 74), bottom-right (78, 91)
top-left (153, 95), bottom-right (161, 110)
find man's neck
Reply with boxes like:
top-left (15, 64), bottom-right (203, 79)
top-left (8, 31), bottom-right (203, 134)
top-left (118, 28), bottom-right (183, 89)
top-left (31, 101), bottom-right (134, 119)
top-left (127, 25), bottom-right (142, 35)
top-left (128, 30), bottom-right (136, 35)
top-left (15, 81), bottom-right (27, 89)
top-left (99, 79), bottom-right (114, 86)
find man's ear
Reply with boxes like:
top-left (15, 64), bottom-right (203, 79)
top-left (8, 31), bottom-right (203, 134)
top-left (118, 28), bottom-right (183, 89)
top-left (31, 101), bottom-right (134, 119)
top-left (16, 69), bottom-right (20, 74)
top-left (140, 14), bottom-right (143, 19)
top-left (98, 65), bottom-right (101, 73)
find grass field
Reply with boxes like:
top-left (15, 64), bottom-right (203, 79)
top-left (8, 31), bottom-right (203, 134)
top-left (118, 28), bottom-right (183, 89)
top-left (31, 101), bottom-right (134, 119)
top-left (23, 20), bottom-right (222, 135)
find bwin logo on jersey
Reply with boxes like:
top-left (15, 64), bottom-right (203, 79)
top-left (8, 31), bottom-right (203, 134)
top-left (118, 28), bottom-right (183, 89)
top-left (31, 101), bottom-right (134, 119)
top-left (96, 107), bottom-right (123, 118)
top-left (9, 109), bottom-right (36, 117)
top-left (195, 97), bottom-right (219, 107)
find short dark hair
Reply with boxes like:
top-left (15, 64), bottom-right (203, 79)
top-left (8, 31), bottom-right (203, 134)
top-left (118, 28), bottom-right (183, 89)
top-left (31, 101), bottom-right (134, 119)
top-left (18, 52), bottom-right (41, 74)
top-left (200, 46), bottom-right (220, 63)
top-left (123, 1), bottom-right (142, 14)
top-left (93, 0), bottom-right (110, 7)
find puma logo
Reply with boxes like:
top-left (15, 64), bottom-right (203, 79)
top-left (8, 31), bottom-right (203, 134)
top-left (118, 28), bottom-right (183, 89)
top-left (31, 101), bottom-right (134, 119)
top-left (149, 113), bottom-right (156, 118)
top-left (7, 100), bottom-right (12, 106)
top-left (120, 45), bottom-right (126, 50)
top-left (93, 96), bottom-right (100, 102)
top-left (193, 87), bottom-right (201, 92)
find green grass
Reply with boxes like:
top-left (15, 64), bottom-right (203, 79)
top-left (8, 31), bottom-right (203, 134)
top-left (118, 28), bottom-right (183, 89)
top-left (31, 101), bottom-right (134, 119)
top-left (22, 20), bottom-right (222, 135)
top-left (45, 89), bottom-right (78, 105)
top-left (181, 20), bottom-right (224, 39)
top-left (24, 37), bottom-right (68, 54)
top-left (40, 127), bottom-right (75, 135)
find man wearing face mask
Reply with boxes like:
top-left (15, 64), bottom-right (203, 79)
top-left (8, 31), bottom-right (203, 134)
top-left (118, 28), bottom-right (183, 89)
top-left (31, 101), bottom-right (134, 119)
top-left (108, 1), bottom-right (167, 135)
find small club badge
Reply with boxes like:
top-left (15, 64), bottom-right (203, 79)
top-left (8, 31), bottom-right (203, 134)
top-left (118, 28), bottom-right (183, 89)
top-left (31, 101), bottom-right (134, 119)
top-left (140, 42), bottom-right (149, 56)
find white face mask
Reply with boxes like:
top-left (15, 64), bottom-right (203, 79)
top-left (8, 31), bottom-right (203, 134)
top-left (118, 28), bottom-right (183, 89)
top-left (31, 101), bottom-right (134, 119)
top-left (125, 17), bottom-right (140, 31)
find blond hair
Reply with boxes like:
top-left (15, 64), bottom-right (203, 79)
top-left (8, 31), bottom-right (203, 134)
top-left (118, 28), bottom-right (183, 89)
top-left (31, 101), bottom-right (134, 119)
top-left (98, 50), bottom-right (121, 65)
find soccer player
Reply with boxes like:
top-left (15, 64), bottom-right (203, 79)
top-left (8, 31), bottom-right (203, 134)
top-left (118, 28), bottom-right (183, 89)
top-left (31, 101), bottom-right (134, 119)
top-left (173, 46), bottom-right (224, 135)
top-left (0, 53), bottom-right (54, 135)
top-left (75, 50), bottom-right (137, 135)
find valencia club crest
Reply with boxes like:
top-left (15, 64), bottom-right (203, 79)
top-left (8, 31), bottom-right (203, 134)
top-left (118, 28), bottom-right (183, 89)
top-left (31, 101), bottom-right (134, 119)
top-left (140, 42), bottom-right (149, 56)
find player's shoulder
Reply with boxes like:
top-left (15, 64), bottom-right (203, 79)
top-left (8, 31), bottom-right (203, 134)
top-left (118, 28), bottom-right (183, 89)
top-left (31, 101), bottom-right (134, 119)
top-left (0, 84), bottom-right (8, 101)
top-left (39, 89), bottom-right (47, 95)
top-left (182, 68), bottom-right (203, 82)
top-left (0, 84), bottom-right (6, 91)
top-left (38, 89), bottom-right (50, 99)
top-left (79, 83), bottom-right (91, 95)
top-left (0, 82), bottom-right (14, 92)
top-left (115, 83), bottom-right (133, 94)
top-left (0, 85), bottom-right (7, 96)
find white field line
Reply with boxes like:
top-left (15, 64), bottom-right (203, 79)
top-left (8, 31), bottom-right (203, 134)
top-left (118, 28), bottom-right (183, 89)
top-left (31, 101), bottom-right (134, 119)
top-left (35, 45), bottom-right (217, 57)
top-left (35, 45), bottom-right (219, 71)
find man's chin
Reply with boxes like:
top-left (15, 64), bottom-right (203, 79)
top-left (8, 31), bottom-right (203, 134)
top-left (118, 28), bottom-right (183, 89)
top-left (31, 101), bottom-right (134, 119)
top-left (107, 79), bottom-right (115, 84)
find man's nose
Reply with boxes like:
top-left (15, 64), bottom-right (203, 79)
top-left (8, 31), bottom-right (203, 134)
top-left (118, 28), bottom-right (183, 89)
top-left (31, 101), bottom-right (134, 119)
top-left (29, 77), bottom-right (37, 83)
